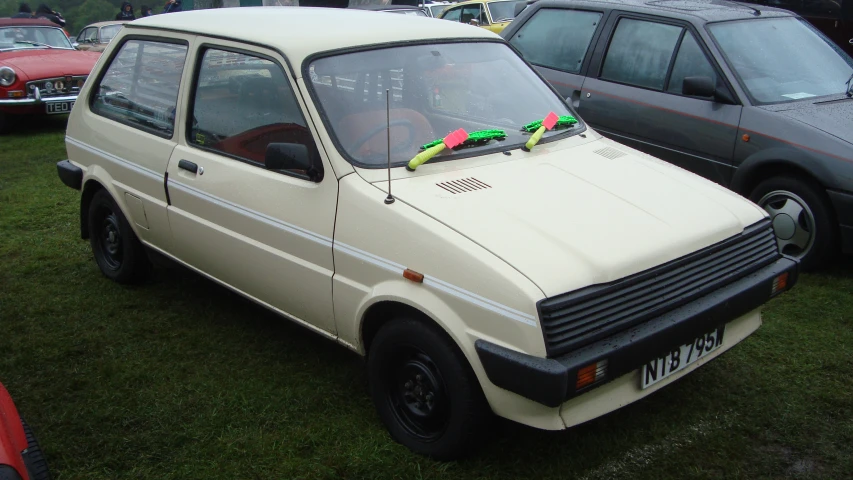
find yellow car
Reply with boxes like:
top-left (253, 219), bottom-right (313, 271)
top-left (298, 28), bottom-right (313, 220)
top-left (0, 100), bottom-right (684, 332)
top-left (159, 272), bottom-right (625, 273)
top-left (438, 0), bottom-right (526, 33)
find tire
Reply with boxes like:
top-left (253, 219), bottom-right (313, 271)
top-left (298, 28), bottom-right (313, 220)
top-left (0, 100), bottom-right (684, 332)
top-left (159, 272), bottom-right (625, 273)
top-left (21, 418), bottom-right (52, 480)
top-left (87, 189), bottom-right (150, 283)
top-left (749, 175), bottom-right (836, 271)
top-left (367, 318), bottom-right (491, 460)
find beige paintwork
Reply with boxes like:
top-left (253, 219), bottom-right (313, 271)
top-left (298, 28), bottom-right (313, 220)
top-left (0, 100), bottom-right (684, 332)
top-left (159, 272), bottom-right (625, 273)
top-left (65, 8), bottom-right (770, 431)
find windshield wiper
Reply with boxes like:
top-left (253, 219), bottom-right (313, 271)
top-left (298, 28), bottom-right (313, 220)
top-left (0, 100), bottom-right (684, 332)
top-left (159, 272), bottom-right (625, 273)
top-left (14, 40), bottom-right (52, 49)
top-left (407, 128), bottom-right (507, 171)
top-left (846, 72), bottom-right (853, 98)
top-left (521, 113), bottom-right (578, 151)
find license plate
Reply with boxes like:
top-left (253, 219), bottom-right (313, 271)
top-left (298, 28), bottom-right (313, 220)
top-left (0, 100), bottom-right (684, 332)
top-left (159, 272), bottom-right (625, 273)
top-left (641, 325), bottom-right (725, 389)
top-left (46, 101), bottom-right (74, 114)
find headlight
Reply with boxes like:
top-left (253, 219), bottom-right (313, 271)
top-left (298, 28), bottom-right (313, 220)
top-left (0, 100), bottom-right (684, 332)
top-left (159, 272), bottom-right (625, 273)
top-left (0, 66), bottom-right (16, 87)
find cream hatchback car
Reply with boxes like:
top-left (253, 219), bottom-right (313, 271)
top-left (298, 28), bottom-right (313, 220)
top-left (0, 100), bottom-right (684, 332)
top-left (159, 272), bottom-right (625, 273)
top-left (56, 7), bottom-right (798, 459)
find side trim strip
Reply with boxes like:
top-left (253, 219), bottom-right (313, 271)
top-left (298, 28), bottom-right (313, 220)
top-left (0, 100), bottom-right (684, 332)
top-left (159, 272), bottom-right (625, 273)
top-left (66, 137), bottom-right (538, 328)
top-left (335, 241), bottom-right (538, 327)
top-left (66, 136), bottom-right (163, 181)
top-left (168, 180), bottom-right (334, 248)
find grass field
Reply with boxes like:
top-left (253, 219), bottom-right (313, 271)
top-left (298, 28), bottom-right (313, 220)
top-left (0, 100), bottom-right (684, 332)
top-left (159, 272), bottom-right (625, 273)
top-left (1, 122), bottom-right (852, 479)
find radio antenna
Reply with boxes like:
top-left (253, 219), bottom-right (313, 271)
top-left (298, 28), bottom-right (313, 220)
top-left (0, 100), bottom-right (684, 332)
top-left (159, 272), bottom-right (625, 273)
top-left (384, 88), bottom-right (395, 205)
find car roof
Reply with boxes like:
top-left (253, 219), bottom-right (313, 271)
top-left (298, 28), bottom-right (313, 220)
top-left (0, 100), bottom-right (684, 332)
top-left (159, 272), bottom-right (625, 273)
top-left (0, 18), bottom-right (61, 28)
top-left (128, 7), bottom-right (498, 74)
top-left (529, 0), bottom-right (794, 22)
top-left (84, 20), bottom-right (130, 28)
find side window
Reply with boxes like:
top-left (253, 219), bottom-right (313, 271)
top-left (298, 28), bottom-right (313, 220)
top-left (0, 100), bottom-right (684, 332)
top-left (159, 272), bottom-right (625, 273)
top-left (90, 39), bottom-right (188, 137)
top-left (509, 9), bottom-right (602, 74)
top-left (77, 27), bottom-right (96, 43)
top-left (442, 6), bottom-right (462, 21)
top-left (460, 4), bottom-right (483, 24)
top-left (666, 31), bottom-right (717, 95)
top-left (188, 48), bottom-right (320, 169)
top-left (600, 18), bottom-right (682, 90)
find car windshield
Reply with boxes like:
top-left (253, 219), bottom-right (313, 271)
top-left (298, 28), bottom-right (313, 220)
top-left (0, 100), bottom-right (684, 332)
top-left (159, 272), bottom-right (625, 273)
top-left (100, 24), bottom-right (123, 42)
top-left (708, 17), bottom-right (853, 104)
top-left (487, 0), bottom-right (523, 22)
top-left (0, 26), bottom-right (73, 50)
top-left (308, 42), bottom-right (579, 168)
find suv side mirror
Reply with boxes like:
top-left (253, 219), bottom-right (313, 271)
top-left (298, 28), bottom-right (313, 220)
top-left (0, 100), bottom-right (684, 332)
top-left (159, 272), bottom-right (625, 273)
top-left (682, 76), bottom-right (715, 98)
top-left (265, 143), bottom-right (322, 182)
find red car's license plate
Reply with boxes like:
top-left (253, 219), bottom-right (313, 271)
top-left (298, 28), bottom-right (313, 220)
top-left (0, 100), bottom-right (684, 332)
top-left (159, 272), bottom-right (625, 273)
top-left (46, 101), bottom-right (74, 114)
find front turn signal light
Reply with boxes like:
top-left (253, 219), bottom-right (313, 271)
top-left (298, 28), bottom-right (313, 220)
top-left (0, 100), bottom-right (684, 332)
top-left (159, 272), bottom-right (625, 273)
top-left (771, 272), bottom-right (789, 296)
top-left (576, 359), bottom-right (608, 390)
top-left (7, 90), bottom-right (24, 98)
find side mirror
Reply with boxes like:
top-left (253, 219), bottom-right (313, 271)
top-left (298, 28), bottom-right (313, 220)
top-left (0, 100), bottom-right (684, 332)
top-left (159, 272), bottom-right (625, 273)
top-left (265, 143), bottom-right (322, 182)
top-left (682, 76), bottom-right (715, 98)
top-left (72, 42), bottom-right (79, 49)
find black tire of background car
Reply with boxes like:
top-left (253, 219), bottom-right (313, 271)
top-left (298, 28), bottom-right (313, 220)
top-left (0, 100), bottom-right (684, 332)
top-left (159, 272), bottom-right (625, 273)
top-left (87, 189), bottom-right (151, 284)
top-left (749, 175), bottom-right (836, 271)
top-left (368, 318), bottom-right (491, 460)
top-left (20, 418), bottom-right (52, 480)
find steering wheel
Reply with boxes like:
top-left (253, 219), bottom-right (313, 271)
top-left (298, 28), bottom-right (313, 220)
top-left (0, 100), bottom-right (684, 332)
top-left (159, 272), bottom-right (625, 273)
top-left (349, 119), bottom-right (418, 159)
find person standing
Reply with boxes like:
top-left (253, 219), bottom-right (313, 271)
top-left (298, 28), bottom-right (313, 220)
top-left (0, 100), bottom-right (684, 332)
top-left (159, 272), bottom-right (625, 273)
top-left (140, 4), bottom-right (154, 16)
top-left (11, 3), bottom-right (33, 18)
top-left (33, 4), bottom-right (65, 26)
top-left (162, 0), bottom-right (182, 13)
top-left (115, 2), bottom-right (136, 20)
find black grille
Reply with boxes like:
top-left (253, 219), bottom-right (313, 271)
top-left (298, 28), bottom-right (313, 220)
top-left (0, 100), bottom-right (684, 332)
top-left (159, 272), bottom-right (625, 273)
top-left (538, 219), bottom-right (779, 357)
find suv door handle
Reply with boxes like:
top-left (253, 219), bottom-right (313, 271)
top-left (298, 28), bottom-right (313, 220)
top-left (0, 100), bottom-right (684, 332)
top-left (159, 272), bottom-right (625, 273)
top-left (178, 160), bottom-right (198, 174)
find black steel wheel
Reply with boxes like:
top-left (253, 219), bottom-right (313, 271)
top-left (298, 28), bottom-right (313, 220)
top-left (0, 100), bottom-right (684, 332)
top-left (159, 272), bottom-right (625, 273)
top-left (87, 189), bottom-right (150, 283)
top-left (750, 175), bottom-right (836, 271)
top-left (368, 318), bottom-right (490, 460)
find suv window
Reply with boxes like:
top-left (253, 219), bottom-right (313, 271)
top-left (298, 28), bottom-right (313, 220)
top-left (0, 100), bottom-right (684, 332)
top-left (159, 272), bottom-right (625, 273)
top-left (509, 8), bottom-right (602, 74)
top-left (600, 18), bottom-right (682, 90)
top-left (666, 31), bottom-right (717, 95)
top-left (90, 39), bottom-right (188, 137)
top-left (188, 48), bottom-right (320, 169)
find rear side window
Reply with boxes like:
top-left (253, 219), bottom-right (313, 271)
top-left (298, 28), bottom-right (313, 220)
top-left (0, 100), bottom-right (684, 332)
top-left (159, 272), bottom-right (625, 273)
top-left (509, 8), bottom-right (602, 74)
top-left (90, 39), bottom-right (188, 137)
top-left (188, 48), bottom-right (320, 169)
top-left (600, 18), bottom-right (682, 90)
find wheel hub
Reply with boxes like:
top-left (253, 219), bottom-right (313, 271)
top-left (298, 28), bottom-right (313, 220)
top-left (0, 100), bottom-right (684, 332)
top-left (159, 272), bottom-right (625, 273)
top-left (386, 349), bottom-right (450, 441)
top-left (772, 213), bottom-right (796, 240)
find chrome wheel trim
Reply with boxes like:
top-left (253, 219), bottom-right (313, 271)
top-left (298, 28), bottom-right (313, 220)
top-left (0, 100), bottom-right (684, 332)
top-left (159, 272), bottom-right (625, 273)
top-left (758, 189), bottom-right (815, 259)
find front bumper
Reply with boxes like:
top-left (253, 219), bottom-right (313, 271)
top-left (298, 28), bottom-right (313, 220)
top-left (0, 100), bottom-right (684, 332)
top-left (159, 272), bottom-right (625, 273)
top-left (0, 94), bottom-right (78, 106)
top-left (475, 256), bottom-right (798, 408)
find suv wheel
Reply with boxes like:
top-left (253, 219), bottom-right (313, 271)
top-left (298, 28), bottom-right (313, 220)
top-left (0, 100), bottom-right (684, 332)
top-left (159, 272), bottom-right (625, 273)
top-left (87, 189), bottom-right (150, 283)
top-left (367, 318), bottom-right (490, 460)
top-left (749, 175), bottom-right (835, 271)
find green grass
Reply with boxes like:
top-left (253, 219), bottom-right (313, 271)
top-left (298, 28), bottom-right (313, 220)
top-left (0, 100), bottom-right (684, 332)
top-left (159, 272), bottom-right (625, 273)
top-left (1, 123), bottom-right (852, 479)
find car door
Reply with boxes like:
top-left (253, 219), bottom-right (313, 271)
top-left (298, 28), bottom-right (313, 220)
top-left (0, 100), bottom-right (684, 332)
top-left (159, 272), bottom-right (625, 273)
top-left (440, 4), bottom-right (463, 21)
top-left (70, 35), bottom-right (192, 253)
top-left (165, 40), bottom-right (338, 334)
top-left (579, 14), bottom-right (742, 185)
top-left (506, 7), bottom-right (606, 109)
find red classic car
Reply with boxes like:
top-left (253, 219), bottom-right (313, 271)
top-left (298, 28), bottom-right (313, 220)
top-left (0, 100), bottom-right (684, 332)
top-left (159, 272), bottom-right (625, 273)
top-left (0, 18), bottom-right (100, 132)
top-left (0, 381), bottom-right (51, 480)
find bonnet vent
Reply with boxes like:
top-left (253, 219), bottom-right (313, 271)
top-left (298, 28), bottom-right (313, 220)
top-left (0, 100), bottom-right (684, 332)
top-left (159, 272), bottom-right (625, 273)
top-left (436, 178), bottom-right (491, 194)
top-left (593, 147), bottom-right (626, 159)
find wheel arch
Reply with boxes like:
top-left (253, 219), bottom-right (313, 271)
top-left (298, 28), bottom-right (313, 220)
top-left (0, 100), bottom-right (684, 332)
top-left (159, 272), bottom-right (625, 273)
top-left (80, 178), bottom-right (106, 239)
top-left (361, 300), bottom-right (456, 357)
top-left (731, 149), bottom-right (835, 197)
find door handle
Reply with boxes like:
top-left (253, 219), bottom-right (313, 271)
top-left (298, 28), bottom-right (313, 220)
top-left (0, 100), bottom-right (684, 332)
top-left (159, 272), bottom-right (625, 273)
top-left (178, 159), bottom-right (198, 174)
top-left (570, 90), bottom-right (582, 109)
